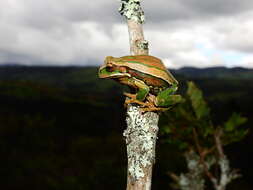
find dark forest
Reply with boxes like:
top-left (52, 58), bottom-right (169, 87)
top-left (0, 66), bottom-right (252, 190)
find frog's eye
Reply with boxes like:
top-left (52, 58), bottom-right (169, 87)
top-left (106, 66), bottom-right (114, 72)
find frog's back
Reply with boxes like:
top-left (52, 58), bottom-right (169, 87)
top-left (120, 55), bottom-right (178, 85)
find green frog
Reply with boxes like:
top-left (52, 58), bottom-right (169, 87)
top-left (98, 55), bottom-right (181, 112)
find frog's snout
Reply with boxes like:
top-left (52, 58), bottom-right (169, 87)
top-left (103, 57), bottom-right (113, 67)
top-left (104, 56), bottom-right (114, 64)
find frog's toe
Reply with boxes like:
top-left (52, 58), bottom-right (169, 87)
top-left (146, 94), bottom-right (156, 105)
top-left (140, 107), bottom-right (169, 113)
top-left (123, 92), bottom-right (137, 99)
top-left (124, 98), bottom-right (148, 107)
top-left (124, 95), bottom-right (156, 109)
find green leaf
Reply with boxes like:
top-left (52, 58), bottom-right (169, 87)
top-left (178, 142), bottom-right (188, 150)
top-left (187, 81), bottom-right (210, 119)
top-left (203, 124), bottom-right (214, 137)
top-left (163, 126), bottom-right (171, 134)
top-left (223, 129), bottom-right (249, 145)
top-left (234, 129), bottom-right (249, 141)
top-left (224, 113), bottom-right (247, 132)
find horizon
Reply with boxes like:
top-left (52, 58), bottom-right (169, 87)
top-left (0, 62), bottom-right (252, 70)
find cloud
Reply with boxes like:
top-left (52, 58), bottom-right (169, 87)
top-left (241, 56), bottom-right (253, 68)
top-left (0, 0), bottom-right (253, 68)
top-left (0, 20), bottom-right (129, 65)
top-left (214, 12), bottom-right (253, 53)
top-left (145, 0), bottom-right (253, 23)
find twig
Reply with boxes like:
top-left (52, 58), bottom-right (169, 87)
top-left (192, 128), bottom-right (216, 183)
top-left (214, 129), bottom-right (225, 158)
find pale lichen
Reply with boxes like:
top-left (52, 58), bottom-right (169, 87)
top-left (212, 156), bottom-right (241, 190)
top-left (171, 150), bottom-right (240, 190)
top-left (136, 40), bottom-right (149, 51)
top-left (177, 151), bottom-right (207, 190)
top-left (124, 105), bottom-right (159, 181)
top-left (119, 0), bottom-right (145, 24)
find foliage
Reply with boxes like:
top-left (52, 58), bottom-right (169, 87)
top-left (160, 81), bottom-right (249, 190)
top-left (160, 81), bottom-right (248, 151)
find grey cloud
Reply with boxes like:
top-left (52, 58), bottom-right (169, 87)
top-left (18, 0), bottom-right (121, 31)
top-left (182, 0), bottom-right (253, 16)
top-left (211, 13), bottom-right (253, 53)
top-left (145, 0), bottom-right (253, 23)
top-left (18, 0), bottom-right (253, 31)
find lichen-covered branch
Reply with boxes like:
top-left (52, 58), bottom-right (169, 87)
top-left (124, 106), bottom-right (159, 189)
top-left (119, 0), bottom-right (148, 55)
top-left (119, 0), bottom-right (145, 24)
top-left (211, 156), bottom-right (241, 190)
top-left (118, 0), bottom-right (158, 190)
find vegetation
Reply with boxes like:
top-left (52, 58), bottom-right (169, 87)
top-left (161, 82), bottom-right (248, 190)
top-left (0, 65), bottom-right (252, 190)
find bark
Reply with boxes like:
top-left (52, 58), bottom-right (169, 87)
top-left (127, 20), bottom-right (148, 55)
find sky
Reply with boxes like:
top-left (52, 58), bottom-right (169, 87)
top-left (0, 0), bottom-right (253, 69)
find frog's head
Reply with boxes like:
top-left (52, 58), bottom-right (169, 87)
top-left (98, 56), bottom-right (131, 79)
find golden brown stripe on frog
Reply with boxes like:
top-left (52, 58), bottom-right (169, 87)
top-left (118, 62), bottom-right (176, 84)
top-left (121, 55), bottom-right (165, 70)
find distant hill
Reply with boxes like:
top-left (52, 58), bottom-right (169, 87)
top-left (0, 65), bottom-right (123, 94)
top-left (176, 67), bottom-right (253, 79)
top-left (0, 65), bottom-right (253, 82)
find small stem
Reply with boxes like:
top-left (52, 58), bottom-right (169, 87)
top-left (214, 129), bottom-right (225, 158)
top-left (192, 128), bottom-right (217, 183)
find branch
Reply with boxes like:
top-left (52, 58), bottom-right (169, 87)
top-left (119, 0), bottom-right (148, 55)
top-left (118, 1), bottom-right (159, 190)
top-left (124, 106), bottom-right (159, 189)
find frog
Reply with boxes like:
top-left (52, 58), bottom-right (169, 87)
top-left (98, 55), bottom-right (182, 112)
